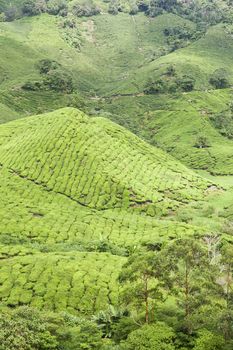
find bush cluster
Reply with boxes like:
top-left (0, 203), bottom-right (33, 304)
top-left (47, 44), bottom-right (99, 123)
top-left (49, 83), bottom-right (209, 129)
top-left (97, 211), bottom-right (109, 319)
top-left (22, 59), bottom-right (74, 93)
top-left (144, 66), bottom-right (196, 94)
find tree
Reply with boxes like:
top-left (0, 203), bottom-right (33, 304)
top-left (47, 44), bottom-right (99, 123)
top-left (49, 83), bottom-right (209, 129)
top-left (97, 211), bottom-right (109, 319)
top-left (217, 242), bottom-right (233, 342)
top-left (22, 0), bottom-right (40, 16)
top-left (108, 0), bottom-right (119, 15)
top-left (60, 321), bottom-right (103, 350)
top-left (194, 135), bottom-right (211, 148)
top-left (129, 2), bottom-right (139, 15)
top-left (176, 74), bottom-right (195, 91)
top-left (119, 251), bottom-right (164, 324)
top-left (156, 0), bottom-right (177, 11)
top-left (46, 0), bottom-right (68, 16)
top-left (193, 329), bottom-right (225, 350)
top-left (161, 238), bottom-right (217, 334)
top-left (37, 59), bottom-right (61, 74)
top-left (209, 69), bottom-right (230, 89)
top-left (92, 305), bottom-right (129, 338)
top-left (4, 6), bottom-right (18, 21)
top-left (72, 0), bottom-right (100, 17)
top-left (147, 0), bottom-right (177, 17)
top-left (35, 0), bottom-right (47, 13)
top-left (122, 322), bottom-right (176, 350)
top-left (44, 69), bottom-right (74, 93)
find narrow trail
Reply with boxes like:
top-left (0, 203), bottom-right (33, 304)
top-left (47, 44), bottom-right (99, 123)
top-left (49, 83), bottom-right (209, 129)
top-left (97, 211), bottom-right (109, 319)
top-left (89, 92), bottom-right (145, 101)
top-left (131, 15), bottom-right (141, 49)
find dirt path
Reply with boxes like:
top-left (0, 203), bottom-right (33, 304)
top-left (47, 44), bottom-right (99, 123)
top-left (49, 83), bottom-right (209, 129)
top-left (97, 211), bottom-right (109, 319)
top-left (89, 92), bottom-right (145, 101)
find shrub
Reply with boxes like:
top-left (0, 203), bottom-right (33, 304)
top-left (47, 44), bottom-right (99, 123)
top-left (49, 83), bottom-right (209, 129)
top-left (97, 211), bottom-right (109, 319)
top-left (137, 0), bottom-right (149, 13)
top-left (176, 74), bottom-right (195, 92)
top-left (22, 80), bottom-right (43, 91)
top-left (44, 70), bottom-right (73, 93)
top-left (0, 12), bottom-right (6, 21)
top-left (193, 330), bottom-right (225, 350)
top-left (146, 0), bottom-right (178, 17)
top-left (209, 68), bottom-right (230, 89)
top-left (129, 2), bottom-right (139, 15)
top-left (0, 307), bottom-right (58, 350)
top-left (46, 0), bottom-right (68, 16)
top-left (72, 0), bottom-right (100, 17)
top-left (23, 59), bottom-right (73, 93)
top-left (3, 6), bottom-right (19, 21)
top-left (122, 322), bottom-right (176, 350)
top-left (194, 135), bottom-right (211, 149)
top-left (108, 0), bottom-right (119, 15)
top-left (37, 59), bottom-right (61, 74)
top-left (60, 321), bottom-right (103, 350)
top-left (22, 0), bottom-right (40, 16)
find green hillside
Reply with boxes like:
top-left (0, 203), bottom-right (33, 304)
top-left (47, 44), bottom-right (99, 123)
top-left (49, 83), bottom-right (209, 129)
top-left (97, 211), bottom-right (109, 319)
top-left (1, 2), bottom-right (233, 348)
top-left (99, 89), bottom-right (233, 175)
top-left (0, 107), bottom-right (216, 314)
top-left (0, 107), bottom-right (210, 211)
top-left (0, 252), bottom-right (125, 313)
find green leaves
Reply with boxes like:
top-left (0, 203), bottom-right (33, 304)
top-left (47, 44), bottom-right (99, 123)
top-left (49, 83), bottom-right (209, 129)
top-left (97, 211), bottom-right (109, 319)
top-left (122, 322), bottom-right (176, 350)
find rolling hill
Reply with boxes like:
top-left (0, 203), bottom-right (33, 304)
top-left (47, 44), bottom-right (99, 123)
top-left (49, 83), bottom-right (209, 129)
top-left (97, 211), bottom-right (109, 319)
top-left (1, 3), bottom-right (233, 347)
top-left (0, 107), bottom-right (213, 313)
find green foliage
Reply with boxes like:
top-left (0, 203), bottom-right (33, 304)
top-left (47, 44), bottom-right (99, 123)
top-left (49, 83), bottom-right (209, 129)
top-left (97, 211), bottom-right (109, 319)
top-left (119, 250), bottom-right (164, 323)
top-left (121, 322), bottom-right (176, 350)
top-left (22, 0), bottom-right (40, 16)
top-left (163, 24), bottom-right (201, 51)
top-left (0, 307), bottom-right (58, 350)
top-left (144, 70), bottom-right (195, 94)
top-left (209, 69), bottom-right (230, 89)
top-left (193, 330), bottom-right (225, 350)
top-left (23, 59), bottom-right (73, 93)
top-left (161, 238), bottom-right (217, 334)
top-left (210, 109), bottom-right (233, 140)
top-left (37, 59), bottom-right (61, 74)
top-left (43, 69), bottom-right (74, 92)
top-left (176, 74), bottom-right (195, 92)
top-left (129, 1), bottom-right (138, 15)
top-left (108, 0), bottom-right (119, 15)
top-left (46, 0), bottom-right (67, 16)
top-left (0, 4), bottom-right (233, 350)
top-left (93, 305), bottom-right (129, 338)
top-left (3, 6), bottom-right (19, 21)
top-left (60, 321), bottom-right (103, 350)
top-left (194, 135), bottom-right (211, 149)
top-left (72, 0), bottom-right (100, 17)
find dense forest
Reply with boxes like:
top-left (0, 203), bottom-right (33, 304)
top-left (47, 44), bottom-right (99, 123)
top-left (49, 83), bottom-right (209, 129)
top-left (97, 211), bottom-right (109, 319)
top-left (0, 0), bottom-right (233, 349)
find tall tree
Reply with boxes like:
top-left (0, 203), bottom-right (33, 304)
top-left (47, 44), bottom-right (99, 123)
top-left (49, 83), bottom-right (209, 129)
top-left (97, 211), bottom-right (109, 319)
top-left (119, 250), bottom-right (164, 324)
top-left (161, 238), bottom-right (217, 334)
top-left (218, 242), bottom-right (233, 342)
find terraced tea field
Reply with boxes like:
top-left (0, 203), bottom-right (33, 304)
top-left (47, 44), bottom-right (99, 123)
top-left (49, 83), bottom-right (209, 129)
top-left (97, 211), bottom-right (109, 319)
top-left (0, 166), bottom-right (203, 248)
top-left (0, 107), bottom-right (210, 211)
top-left (0, 252), bottom-right (125, 313)
top-left (0, 107), bottom-right (216, 313)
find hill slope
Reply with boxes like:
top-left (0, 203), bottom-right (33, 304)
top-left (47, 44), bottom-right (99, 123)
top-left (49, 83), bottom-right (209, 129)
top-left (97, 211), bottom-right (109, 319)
top-left (0, 107), bottom-right (210, 212)
top-left (0, 107), bottom-right (213, 312)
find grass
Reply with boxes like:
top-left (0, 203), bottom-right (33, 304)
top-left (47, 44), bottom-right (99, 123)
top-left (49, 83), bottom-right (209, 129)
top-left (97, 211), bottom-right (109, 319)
top-left (95, 89), bottom-right (233, 175)
top-left (0, 12), bottom-right (202, 96)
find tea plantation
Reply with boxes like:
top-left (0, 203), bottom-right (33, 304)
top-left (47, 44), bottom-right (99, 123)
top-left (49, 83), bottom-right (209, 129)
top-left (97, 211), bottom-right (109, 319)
top-left (0, 252), bottom-right (125, 313)
top-left (1, 2), bottom-right (233, 348)
top-left (0, 107), bottom-right (214, 313)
